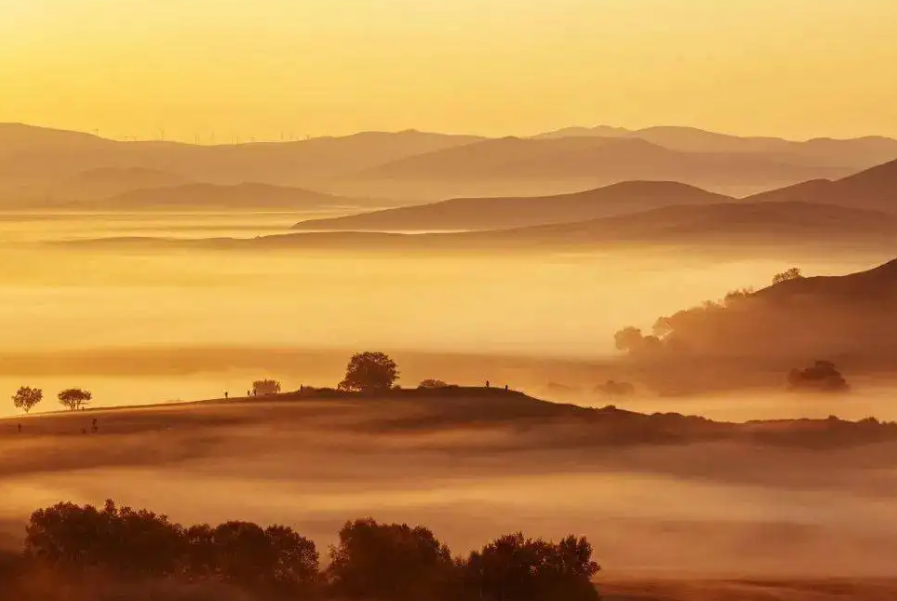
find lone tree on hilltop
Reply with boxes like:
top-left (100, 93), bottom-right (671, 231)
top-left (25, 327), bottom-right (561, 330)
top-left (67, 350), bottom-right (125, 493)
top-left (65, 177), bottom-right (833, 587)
top-left (252, 379), bottom-right (282, 396)
top-left (339, 352), bottom-right (399, 393)
top-left (58, 388), bottom-right (92, 411)
top-left (12, 386), bottom-right (43, 414)
top-left (772, 267), bottom-right (803, 285)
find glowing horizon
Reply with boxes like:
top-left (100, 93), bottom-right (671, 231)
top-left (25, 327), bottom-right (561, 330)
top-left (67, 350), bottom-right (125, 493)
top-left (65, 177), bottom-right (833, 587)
top-left (2, 0), bottom-right (896, 143)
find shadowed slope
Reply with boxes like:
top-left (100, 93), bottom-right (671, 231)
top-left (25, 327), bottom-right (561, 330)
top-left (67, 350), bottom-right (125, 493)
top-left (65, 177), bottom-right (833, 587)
top-left (745, 158), bottom-right (897, 212)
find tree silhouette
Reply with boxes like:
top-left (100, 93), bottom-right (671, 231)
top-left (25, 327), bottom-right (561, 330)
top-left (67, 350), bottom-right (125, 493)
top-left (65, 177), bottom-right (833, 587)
top-left (464, 533), bottom-right (600, 601)
top-left (418, 379), bottom-right (448, 389)
top-left (339, 352), bottom-right (399, 393)
top-left (252, 379), bottom-right (282, 396)
top-left (772, 267), bottom-right (803, 285)
top-left (328, 518), bottom-right (454, 601)
top-left (57, 388), bottom-right (92, 411)
top-left (24, 499), bottom-right (319, 595)
top-left (613, 327), bottom-right (644, 352)
top-left (12, 386), bottom-right (42, 414)
top-left (787, 360), bottom-right (849, 393)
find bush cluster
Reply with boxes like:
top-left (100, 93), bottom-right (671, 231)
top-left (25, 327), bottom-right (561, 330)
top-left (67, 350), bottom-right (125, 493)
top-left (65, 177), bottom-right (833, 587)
top-left (13, 500), bottom-right (600, 601)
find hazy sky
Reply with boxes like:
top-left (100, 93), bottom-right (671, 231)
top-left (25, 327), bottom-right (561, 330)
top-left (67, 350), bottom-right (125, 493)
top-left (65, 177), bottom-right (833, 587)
top-left (2, 0), bottom-right (896, 141)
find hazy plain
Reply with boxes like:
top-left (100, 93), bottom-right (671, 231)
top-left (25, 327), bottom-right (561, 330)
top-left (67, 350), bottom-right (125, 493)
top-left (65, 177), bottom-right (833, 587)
top-left (2, 211), bottom-right (897, 592)
top-left (0, 211), bottom-right (893, 419)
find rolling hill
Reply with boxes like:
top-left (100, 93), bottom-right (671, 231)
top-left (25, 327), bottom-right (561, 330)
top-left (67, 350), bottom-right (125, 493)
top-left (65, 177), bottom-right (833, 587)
top-left (745, 157), bottom-right (897, 213)
top-left (486, 201), bottom-right (897, 246)
top-left (292, 181), bottom-right (733, 232)
top-left (352, 137), bottom-right (846, 192)
top-left (71, 200), bottom-right (897, 255)
top-left (625, 257), bottom-right (897, 382)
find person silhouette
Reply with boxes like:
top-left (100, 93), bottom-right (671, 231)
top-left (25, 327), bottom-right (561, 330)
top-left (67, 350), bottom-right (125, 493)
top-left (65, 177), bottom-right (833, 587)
top-left (486, 380), bottom-right (490, 388)
top-left (92, 418), bottom-right (98, 433)
top-left (225, 391), bottom-right (229, 399)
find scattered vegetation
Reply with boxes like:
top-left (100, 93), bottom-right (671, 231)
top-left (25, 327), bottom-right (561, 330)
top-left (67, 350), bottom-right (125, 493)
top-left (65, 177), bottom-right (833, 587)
top-left (12, 386), bottom-right (42, 414)
top-left (57, 388), bottom-right (92, 411)
top-left (772, 267), bottom-right (804, 285)
top-left (788, 360), bottom-right (850, 393)
top-left (6, 500), bottom-right (600, 601)
top-left (418, 379), bottom-right (449, 389)
top-left (338, 352), bottom-right (400, 393)
top-left (252, 379), bottom-right (282, 396)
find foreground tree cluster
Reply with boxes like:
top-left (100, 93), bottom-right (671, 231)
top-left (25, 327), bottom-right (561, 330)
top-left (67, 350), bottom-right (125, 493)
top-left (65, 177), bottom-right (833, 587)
top-left (13, 500), bottom-right (600, 601)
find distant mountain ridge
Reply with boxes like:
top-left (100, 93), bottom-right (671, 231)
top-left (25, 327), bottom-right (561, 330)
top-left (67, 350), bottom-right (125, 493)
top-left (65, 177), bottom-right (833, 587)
top-left (3, 123), bottom-right (895, 204)
top-left (351, 136), bottom-right (846, 191)
top-left (0, 124), bottom-right (483, 194)
top-left (536, 125), bottom-right (897, 169)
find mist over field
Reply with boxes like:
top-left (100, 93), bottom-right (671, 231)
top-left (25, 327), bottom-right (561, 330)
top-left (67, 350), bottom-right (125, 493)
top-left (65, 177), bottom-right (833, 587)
top-left (0, 213), bottom-right (891, 415)
top-left (1, 211), bottom-right (896, 599)
top-left (4, 394), bottom-right (897, 580)
top-left (4, 2), bottom-right (897, 597)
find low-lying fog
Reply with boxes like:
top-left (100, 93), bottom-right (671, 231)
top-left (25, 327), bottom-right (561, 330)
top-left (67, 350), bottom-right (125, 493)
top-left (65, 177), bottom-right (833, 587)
top-left (2, 212), bottom-right (897, 580)
top-left (0, 212), bottom-right (893, 419)
top-left (3, 399), bottom-right (897, 577)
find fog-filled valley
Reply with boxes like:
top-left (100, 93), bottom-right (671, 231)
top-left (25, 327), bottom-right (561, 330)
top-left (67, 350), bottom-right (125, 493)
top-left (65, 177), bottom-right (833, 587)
top-left (0, 211), bottom-right (892, 414)
top-left (2, 123), bottom-right (897, 601)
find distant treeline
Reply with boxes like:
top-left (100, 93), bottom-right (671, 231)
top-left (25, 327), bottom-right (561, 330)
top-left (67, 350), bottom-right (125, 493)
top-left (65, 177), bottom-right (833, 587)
top-left (1, 500), bottom-right (600, 601)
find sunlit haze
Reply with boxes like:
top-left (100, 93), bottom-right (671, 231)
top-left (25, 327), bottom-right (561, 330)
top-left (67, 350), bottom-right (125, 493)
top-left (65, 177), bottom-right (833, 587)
top-left (3, 2), bottom-right (897, 598)
top-left (3, 0), bottom-right (897, 140)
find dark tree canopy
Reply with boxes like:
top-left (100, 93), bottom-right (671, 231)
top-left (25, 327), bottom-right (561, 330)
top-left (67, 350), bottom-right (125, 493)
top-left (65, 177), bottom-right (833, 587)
top-left (57, 388), bottom-right (91, 411)
top-left (24, 500), bottom-right (319, 596)
top-left (772, 267), bottom-right (803, 285)
top-left (17, 500), bottom-right (601, 601)
top-left (464, 533), bottom-right (600, 601)
top-left (328, 519), bottom-right (454, 601)
top-left (12, 386), bottom-right (42, 414)
top-left (339, 352), bottom-right (399, 393)
top-left (788, 360), bottom-right (849, 393)
top-left (252, 379), bottom-right (282, 396)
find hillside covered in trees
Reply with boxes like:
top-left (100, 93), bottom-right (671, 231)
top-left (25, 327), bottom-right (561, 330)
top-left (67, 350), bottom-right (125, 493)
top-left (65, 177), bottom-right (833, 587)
top-left (614, 260), bottom-right (897, 392)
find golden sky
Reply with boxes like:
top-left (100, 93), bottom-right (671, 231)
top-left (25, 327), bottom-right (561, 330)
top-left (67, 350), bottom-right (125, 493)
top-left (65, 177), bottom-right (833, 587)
top-left (2, 0), bottom-right (896, 141)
